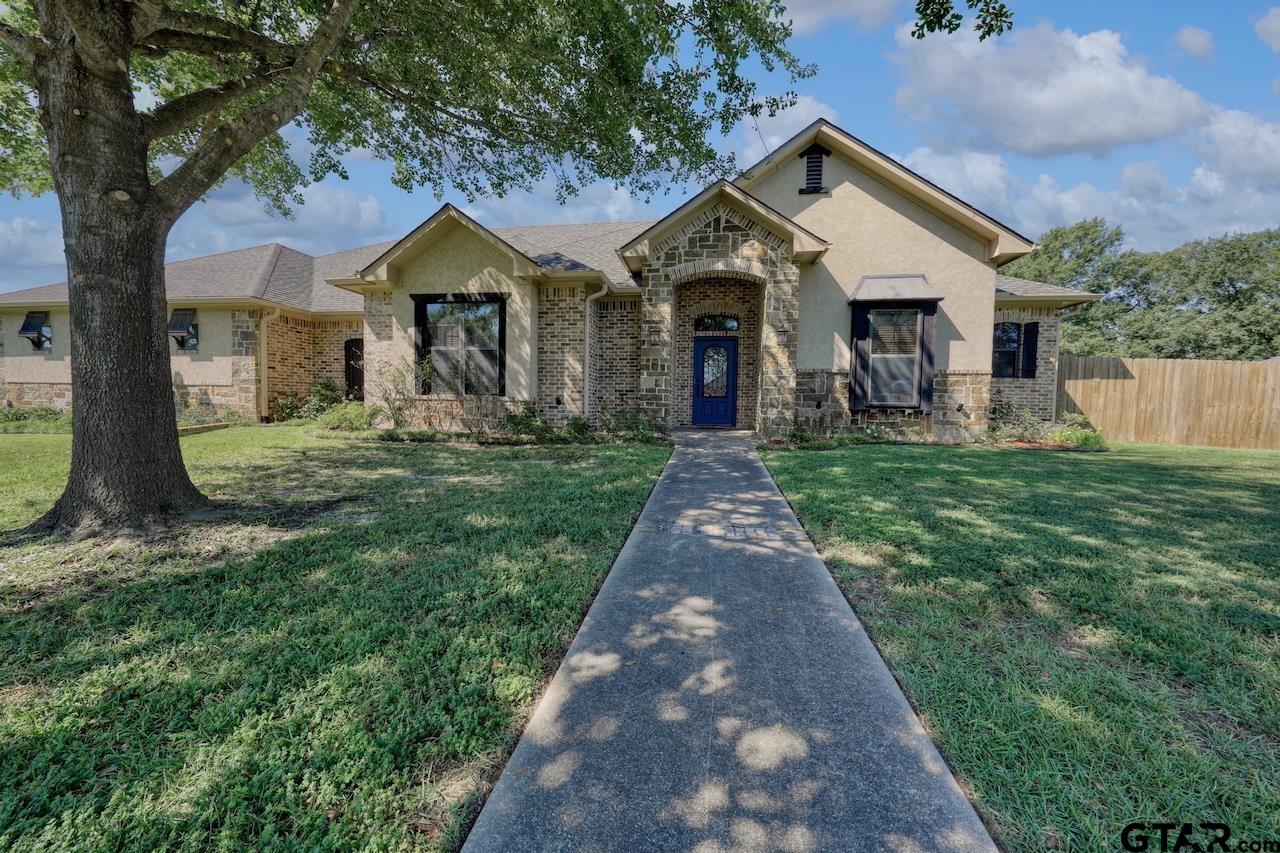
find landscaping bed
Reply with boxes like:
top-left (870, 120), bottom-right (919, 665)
top-left (762, 442), bottom-right (1280, 849)
top-left (0, 425), bottom-right (669, 850)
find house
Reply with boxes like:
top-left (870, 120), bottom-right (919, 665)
top-left (0, 119), bottom-right (1096, 438)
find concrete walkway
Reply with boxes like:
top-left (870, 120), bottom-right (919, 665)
top-left (464, 430), bottom-right (996, 852)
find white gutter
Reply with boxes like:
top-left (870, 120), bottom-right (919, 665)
top-left (583, 276), bottom-right (611, 422)
top-left (257, 305), bottom-right (281, 421)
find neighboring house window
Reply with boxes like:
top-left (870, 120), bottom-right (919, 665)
top-left (19, 311), bottom-right (52, 352)
top-left (991, 321), bottom-right (1039, 379)
top-left (850, 300), bottom-right (937, 412)
top-left (694, 314), bottom-right (740, 332)
top-left (413, 293), bottom-right (505, 396)
top-left (798, 142), bottom-right (830, 194)
top-left (168, 309), bottom-right (198, 351)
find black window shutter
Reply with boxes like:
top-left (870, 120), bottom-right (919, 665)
top-left (1021, 321), bottom-right (1039, 379)
top-left (850, 306), bottom-right (870, 411)
top-left (919, 305), bottom-right (937, 414)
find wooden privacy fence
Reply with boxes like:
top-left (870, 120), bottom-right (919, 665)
top-left (1056, 356), bottom-right (1280, 449)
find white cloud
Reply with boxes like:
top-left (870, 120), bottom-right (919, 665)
top-left (1197, 108), bottom-right (1280, 188)
top-left (893, 22), bottom-right (1210, 156)
top-left (782, 0), bottom-right (896, 36)
top-left (169, 182), bottom-right (398, 260)
top-left (0, 217), bottom-right (65, 291)
top-left (737, 95), bottom-right (839, 165)
top-left (1174, 25), bottom-right (1215, 59)
top-left (1255, 7), bottom-right (1280, 54)
top-left (897, 146), bottom-right (1017, 214)
top-left (462, 177), bottom-right (658, 227)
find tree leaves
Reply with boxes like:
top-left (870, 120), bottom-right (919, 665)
top-left (1004, 220), bottom-right (1280, 360)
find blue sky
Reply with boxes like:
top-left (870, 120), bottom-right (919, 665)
top-left (2, 0), bottom-right (1278, 291)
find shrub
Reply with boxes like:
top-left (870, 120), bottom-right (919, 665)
top-left (987, 398), bottom-right (1047, 442)
top-left (597, 409), bottom-right (667, 443)
top-left (297, 379), bottom-right (345, 419)
top-left (176, 404), bottom-right (246, 427)
top-left (1048, 423), bottom-right (1108, 451)
top-left (0, 405), bottom-right (72, 433)
top-left (316, 401), bottom-right (374, 431)
top-left (561, 416), bottom-right (592, 440)
top-left (498, 403), bottom-right (553, 438)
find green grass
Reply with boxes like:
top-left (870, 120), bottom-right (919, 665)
top-left (0, 425), bottom-right (669, 850)
top-left (762, 442), bottom-right (1280, 850)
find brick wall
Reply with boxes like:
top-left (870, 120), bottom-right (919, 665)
top-left (672, 279), bottom-right (762, 428)
top-left (990, 307), bottom-right (1060, 421)
top-left (591, 297), bottom-right (641, 419)
top-left (265, 312), bottom-right (315, 415)
top-left (537, 284), bottom-right (586, 426)
top-left (313, 317), bottom-right (363, 389)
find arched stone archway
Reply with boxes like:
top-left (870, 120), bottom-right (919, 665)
top-left (637, 203), bottom-right (799, 430)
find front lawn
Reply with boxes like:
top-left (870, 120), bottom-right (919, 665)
top-left (0, 426), bottom-right (669, 850)
top-left (763, 443), bottom-right (1280, 850)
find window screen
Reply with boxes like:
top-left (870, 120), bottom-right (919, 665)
top-left (868, 309), bottom-right (920, 405)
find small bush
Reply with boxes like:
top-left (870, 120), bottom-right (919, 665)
top-left (1048, 423), bottom-right (1108, 451)
top-left (274, 379), bottom-right (349, 422)
top-left (316, 401), bottom-right (374, 432)
top-left (176, 404), bottom-right (246, 427)
top-left (987, 398), bottom-right (1047, 442)
top-left (561, 416), bottom-right (591, 440)
top-left (597, 409), bottom-right (667, 443)
top-left (0, 405), bottom-right (72, 433)
top-left (498, 404), bottom-right (553, 438)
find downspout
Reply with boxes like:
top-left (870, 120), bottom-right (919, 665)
top-left (257, 305), bottom-right (281, 421)
top-left (584, 277), bottom-right (611, 423)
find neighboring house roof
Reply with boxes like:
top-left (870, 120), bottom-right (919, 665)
top-left (736, 118), bottom-right (1037, 264)
top-left (995, 275), bottom-right (1101, 308)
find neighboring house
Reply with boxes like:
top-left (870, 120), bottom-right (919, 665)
top-left (0, 119), bottom-right (1096, 437)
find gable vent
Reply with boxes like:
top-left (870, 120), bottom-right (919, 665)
top-left (799, 142), bottom-right (831, 195)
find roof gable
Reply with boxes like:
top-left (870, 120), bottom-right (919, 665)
top-left (616, 180), bottom-right (828, 273)
top-left (737, 118), bottom-right (1036, 264)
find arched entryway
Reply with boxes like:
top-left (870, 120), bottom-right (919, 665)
top-left (673, 276), bottom-right (763, 428)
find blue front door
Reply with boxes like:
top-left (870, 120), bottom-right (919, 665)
top-left (692, 337), bottom-right (737, 426)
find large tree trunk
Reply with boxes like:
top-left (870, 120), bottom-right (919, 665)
top-left (32, 31), bottom-right (206, 532)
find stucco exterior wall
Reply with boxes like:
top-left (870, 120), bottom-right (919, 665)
top-left (745, 152), bottom-right (998, 375)
top-left (1, 306), bottom-right (259, 418)
top-left (368, 224), bottom-right (538, 404)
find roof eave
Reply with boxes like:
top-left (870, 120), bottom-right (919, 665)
top-left (357, 203), bottom-right (545, 282)
top-left (995, 292), bottom-right (1101, 309)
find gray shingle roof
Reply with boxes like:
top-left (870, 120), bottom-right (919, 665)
top-left (0, 225), bottom-right (1079, 313)
top-left (995, 274), bottom-right (1097, 303)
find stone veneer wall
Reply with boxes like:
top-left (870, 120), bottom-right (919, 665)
top-left (638, 203), bottom-right (799, 430)
top-left (990, 307), bottom-right (1061, 421)
top-left (537, 284), bottom-right (586, 426)
top-left (794, 368), bottom-right (990, 442)
top-left (672, 279), bottom-right (762, 428)
top-left (590, 297), bottom-right (641, 419)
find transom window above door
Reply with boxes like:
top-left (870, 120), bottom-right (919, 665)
top-left (694, 314), bottom-right (739, 332)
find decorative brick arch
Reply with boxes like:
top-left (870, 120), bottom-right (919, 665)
top-left (666, 258), bottom-right (769, 288)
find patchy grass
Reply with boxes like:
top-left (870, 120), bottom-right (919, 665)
top-left (0, 425), bottom-right (669, 850)
top-left (762, 442), bottom-right (1280, 850)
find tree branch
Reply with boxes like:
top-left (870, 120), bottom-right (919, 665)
top-left (142, 68), bottom-right (281, 141)
top-left (135, 28), bottom-right (267, 59)
top-left (0, 20), bottom-right (42, 64)
top-left (156, 0), bottom-right (362, 217)
top-left (155, 8), bottom-right (297, 58)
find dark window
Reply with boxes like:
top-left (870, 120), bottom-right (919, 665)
top-left (168, 308), bottom-right (197, 351)
top-left (868, 309), bottom-right (921, 406)
top-left (414, 294), bottom-right (505, 396)
top-left (992, 322), bottom-right (1020, 378)
top-left (991, 321), bottom-right (1039, 379)
top-left (694, 314), bottom-right (740, 333)
top-left (344, 337), bottom-right (364, 398)
top-left (19, 311), bottom-right (51, 352)
top-left (850, 300), bottom-right (937, 413)
top-left (798, 143), bottom-right (830, 194)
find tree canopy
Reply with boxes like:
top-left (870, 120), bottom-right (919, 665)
top-left (1004, 219), bottom-right (1280, 361)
